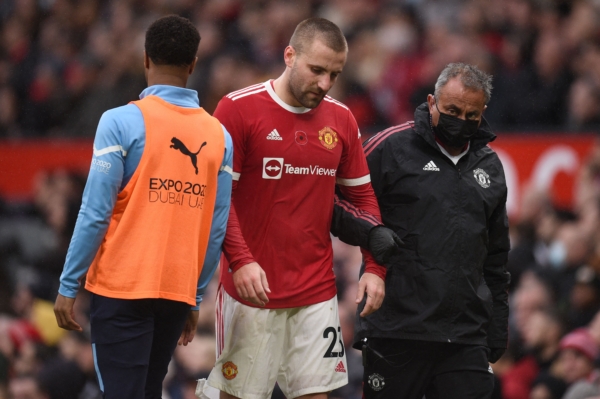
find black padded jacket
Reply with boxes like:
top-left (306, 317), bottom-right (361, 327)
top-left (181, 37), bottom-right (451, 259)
top-left (333, 103), bottom-right (510, 350)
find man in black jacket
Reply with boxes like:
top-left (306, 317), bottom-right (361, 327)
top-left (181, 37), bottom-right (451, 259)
top-left (333, 63), bottom-right (510, 399)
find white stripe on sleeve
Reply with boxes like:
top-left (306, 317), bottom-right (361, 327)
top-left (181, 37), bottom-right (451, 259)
top-left (231, 88), bottom-right (266, 101)
top-left (93, 145), bottom-right (127, 157)
top-left (336, 174), bottom-right (371, 186)
top-left (220, 165), bottom-right (233, 175)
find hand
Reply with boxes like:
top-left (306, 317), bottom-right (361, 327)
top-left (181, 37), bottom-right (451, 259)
top-left (368, 226), bottom-right (404, 265)
top-left (178, 310), bottom-right (199, 346)
top-left (356, 272), bottom-right (385, 317)
top-left (54, 294), bottom-right (83, 331)
top-left (233, 262), bottom-right (271, 307)
top-left (488, 347), bottom-right (506, 363)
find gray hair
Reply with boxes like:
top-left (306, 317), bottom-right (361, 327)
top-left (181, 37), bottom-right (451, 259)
top-left (434, 63), bottom-right (493, 104)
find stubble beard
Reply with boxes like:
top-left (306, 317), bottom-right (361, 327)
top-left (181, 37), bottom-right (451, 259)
top-left (288, 64), bottom-right (325, 109)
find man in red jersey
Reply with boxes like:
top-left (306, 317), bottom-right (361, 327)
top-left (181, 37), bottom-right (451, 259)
top-left (203, 17), bottom-right (385, 399)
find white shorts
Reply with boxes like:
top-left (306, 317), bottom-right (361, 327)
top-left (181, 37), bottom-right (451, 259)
top-left (206, 286), bottom-right (348, 399)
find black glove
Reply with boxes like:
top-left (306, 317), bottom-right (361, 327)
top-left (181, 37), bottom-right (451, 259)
top-left (487, 348), bottom-right (506, 363)
top-left (367, 226), bottom-right (404, 265)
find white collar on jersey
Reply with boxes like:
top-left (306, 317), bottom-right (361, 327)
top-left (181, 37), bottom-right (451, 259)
top-left (264, 80), bottom-right (312, 114)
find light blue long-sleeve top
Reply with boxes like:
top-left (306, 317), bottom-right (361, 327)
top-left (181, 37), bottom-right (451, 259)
top-left (59, 85), bottom-right (233, 310)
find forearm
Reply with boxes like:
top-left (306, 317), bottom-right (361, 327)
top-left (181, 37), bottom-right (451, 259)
top-left (337, 183), bottom-right (381, 221)
top-left (485, 257), bottom-right (510, 347)
top-left (338, 183), bottom-right (386, 278)
top-left (484, 195), bottom-right (511, 346)
top-left (194, 129), bottom-right (234, 309)
top-left (195, 169), bottom-right (232, 309)
top-left (331, 194), bottom-right (380, 248)
top-left (59, 170), bottom-right (121, 297)
top-left (222, 181), bottom-right (255, 271)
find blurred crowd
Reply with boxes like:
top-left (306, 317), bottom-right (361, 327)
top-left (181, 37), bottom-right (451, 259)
top-left (2, 0), bottom-right (600, 399)
top-left (1, 0), bottom-right (600, 139)
top-left (493, 140), bottom-right (600, 399)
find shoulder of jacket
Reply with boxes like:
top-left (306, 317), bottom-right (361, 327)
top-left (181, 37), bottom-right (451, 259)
top-left (476, 144), bottom-right (502, 160)
top-left (103, 103), bottom-right (141, 119)
top-left (97, 104), bottom-right (143, 135)
top-left (475, 146), bottom-right (506, 178)
top-left (363, 122), bottom-right (415, 154)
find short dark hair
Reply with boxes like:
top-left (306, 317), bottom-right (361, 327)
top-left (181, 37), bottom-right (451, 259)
top-left (289, 17), bottom-right (347, 55)
top-left (145, 15), bottom-right (200, 67)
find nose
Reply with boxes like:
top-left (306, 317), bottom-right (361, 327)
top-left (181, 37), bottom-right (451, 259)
top-left (317, 74), bottom-right (333, 93)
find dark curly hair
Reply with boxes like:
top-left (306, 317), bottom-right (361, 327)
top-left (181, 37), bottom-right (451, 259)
top-left (145, 15), bottom-right (200, 67)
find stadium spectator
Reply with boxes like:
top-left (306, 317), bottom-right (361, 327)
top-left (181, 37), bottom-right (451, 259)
top-left (522, 309), bottom-right (564, 373)
top-left (529, 373), bottom-right (567, 399)
top-left (8, 375), bottom-right (47, 399)
top-left (556, 328), bottom-right (599, 385)
top-left (501, 309), bottom-right (564, 399)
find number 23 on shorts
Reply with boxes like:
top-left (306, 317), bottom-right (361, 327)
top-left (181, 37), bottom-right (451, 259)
top-left (323, 326), bottom-right (345, 358)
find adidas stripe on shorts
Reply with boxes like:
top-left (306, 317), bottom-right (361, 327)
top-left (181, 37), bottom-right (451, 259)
top-left (206, 286), bottom-right (348, 399)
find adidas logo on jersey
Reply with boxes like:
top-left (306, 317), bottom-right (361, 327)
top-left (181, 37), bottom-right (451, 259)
top-left (423, 161), bottom-right (440, 171)
top-left (267, 129), bottom-right (283, 141)
top-left (335, 361), bottom-right (346, 373)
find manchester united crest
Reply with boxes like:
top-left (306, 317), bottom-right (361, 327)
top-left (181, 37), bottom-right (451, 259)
top-left (318, 127), bottom-right (338, 150)
top-left (222, 361), bottom-right (238, 380)
top-left (473, 168), bottom-right (491, 188)
top-left (368, 373), bottom-right (385, 391)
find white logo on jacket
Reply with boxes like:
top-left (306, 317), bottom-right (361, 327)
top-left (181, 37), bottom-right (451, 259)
top-left (423, 161), bottom-right (440, 171)
top-left (368, 373), bottom-right (385, 391)
top-left (473, 168), bottom-right (491, 188)
top-left (91, 158), bottom-right (111, 174)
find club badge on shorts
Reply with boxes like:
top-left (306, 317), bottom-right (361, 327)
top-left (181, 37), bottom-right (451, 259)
top-left (222, 361), bottom-right (238, 380)
top-left (368, 373), bottom-right (385, 391)
top-left (473, 168), bottom-right (490, 188)
top-left (318, 127), bottom-right (338, 150)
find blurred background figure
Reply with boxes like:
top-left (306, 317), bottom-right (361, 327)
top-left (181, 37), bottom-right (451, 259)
top-left (555, 328), bottom-right (600, 399)
top-left (529, 373), bottom-right (567, 399)
top-left (556, 328), bottom-right (598, 386)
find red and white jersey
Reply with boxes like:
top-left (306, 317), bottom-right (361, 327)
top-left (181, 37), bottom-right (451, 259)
top-left (215, 80), bottom-right (374, 308)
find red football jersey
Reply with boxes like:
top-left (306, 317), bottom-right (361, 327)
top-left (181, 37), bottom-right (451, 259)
top-left (215, 81), bottom-right (375, 308)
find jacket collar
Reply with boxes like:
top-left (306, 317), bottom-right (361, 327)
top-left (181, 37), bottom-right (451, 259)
top-left (413, 102), bottom-right (496, 153)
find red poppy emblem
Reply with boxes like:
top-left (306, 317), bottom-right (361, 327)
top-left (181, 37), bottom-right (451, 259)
top-left (295, 131), bottom-right (308, 145)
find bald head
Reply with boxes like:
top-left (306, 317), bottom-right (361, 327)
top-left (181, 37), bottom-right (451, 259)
top-left (289, 17), bottom-right (347, 56)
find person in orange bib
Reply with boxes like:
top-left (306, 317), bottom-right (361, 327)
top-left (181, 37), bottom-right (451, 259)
top-left (53, 15), bottom-right (233, 399)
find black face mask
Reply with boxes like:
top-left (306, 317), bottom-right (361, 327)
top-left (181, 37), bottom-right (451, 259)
top-left (433, 102), bottom-right (480, 148)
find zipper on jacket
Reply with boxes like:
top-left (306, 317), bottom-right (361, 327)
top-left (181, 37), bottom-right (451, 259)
top-left (445, 163), bottom-right (463, 340)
